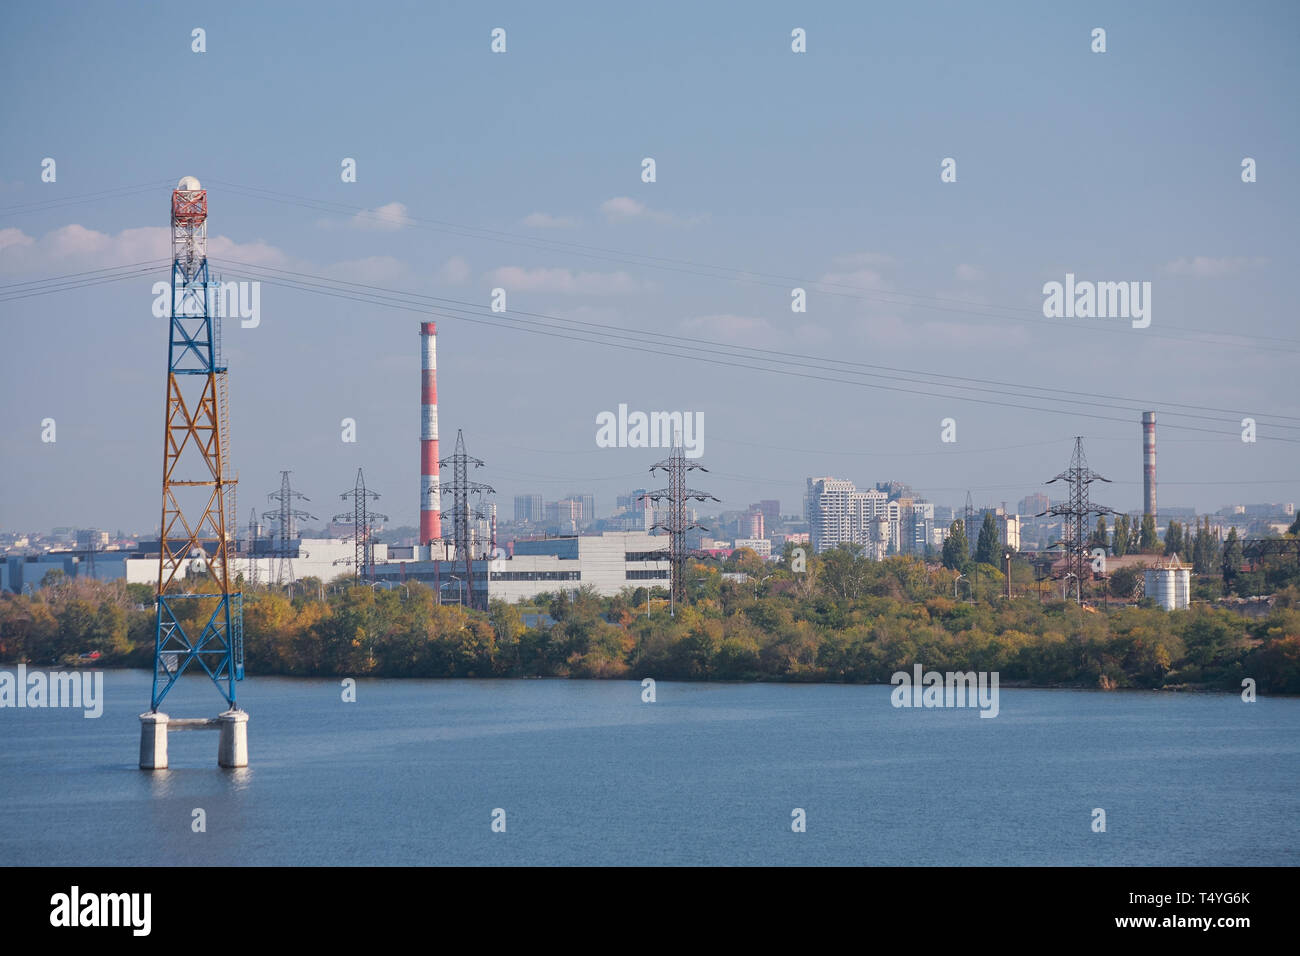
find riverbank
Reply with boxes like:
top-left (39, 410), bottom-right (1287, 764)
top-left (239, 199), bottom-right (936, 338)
top-left (3, 559), bottom-right (1298, 695)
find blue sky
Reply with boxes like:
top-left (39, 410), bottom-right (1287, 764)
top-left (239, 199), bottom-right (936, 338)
top-left (2, 0), bottom-right (1298, 532)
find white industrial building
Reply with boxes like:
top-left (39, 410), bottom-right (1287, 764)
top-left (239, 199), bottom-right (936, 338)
top-left (112, 531), bottom-right (669, 606)
top-left (1145, 554), bottom-right (1191, 610)
top-left (122, 537), bottom-right (383, 588)
top-left (373, 531), bottom-right (669, 605)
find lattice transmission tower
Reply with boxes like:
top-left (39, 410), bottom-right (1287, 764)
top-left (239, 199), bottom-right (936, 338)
top-left (644, 439), bottom-right (718, 615)
top-left (438, 429), bottom-right (494, 610)
top-left (246, 508), bottom-right (260, 590)
top-left (1039, 437), bottom-right (1118, 604)
top-left (150, 177), bottom-right (242, 710)
top-left (335, 468), bottom-right (388, 583)
top-left (264, 470), bottom-right (314, 587)
top-left (964, 490), bottom-right (975, 557)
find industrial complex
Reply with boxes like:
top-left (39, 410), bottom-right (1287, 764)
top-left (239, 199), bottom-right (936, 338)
top-left (1, 184), bottom-right (1293, 622)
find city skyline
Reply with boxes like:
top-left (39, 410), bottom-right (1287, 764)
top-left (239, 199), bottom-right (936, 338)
top-left (3, 2), bottom-right (1297, 531)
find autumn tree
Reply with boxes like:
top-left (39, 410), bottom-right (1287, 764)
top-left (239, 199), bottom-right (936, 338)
top-left (821, 543), bottom-right (871, 602)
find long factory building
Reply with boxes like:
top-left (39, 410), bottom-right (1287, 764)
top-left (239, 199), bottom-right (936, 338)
top-left (79, 530), bottom-right (671, 604)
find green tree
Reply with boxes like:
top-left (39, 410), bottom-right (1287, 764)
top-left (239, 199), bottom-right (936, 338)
top-left (1191, 517), bottom-right (1219, 575)
top-left (489, 600), bottom-right (524, 639)
top-left (974, 512), bottom-right (1000, 567)
top-left (941, 520), bottom-right (969, 571)
top-left (40, 568), bottom-right (67, 591)
top-left (1139, 514), bottom-right (1158, 553)
top-left (1164, 520), bottom-right (1184, 557)
top-left (1089, 516), bottom-right (1109, 552)
top-left (821, 543), bottom-right (870, 602)
top-left (1222, 527), bottom-right (1244, 585)
top-left (1109, 565), bottom-right (1141, 599)
top-left (1112, 514), bottom-right (1130, 557)
top-left (126, 582), bottom-right (154, 607)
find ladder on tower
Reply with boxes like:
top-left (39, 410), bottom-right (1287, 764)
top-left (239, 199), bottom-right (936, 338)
top-left (212, 288), bottom-right (223, 369)
top-left (215, 300), bottom-right (239, 590)
top-left (230, 591), bottom-right (244, 680)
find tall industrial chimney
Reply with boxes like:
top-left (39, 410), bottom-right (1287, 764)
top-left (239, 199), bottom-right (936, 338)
top-left (1142, 411), bottom-right (1156, 518)
top-left (420, 322), bottom-right (441, 547)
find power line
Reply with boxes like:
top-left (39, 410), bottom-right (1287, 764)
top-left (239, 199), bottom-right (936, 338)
top-left (0, 263), bottom-right (166, 302)
top-left (5, 175), bottom-right (1295, 353)
top-left (0, 179), bottom-right (174, 217)
top-left (209, 258), bottom-right (1300, 441)
top-left (204, 177), bottom-right (1300, 355)
top-left (217, 256), bottom-right (1300, 426)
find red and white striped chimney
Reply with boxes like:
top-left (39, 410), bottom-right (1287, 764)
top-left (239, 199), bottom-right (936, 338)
top-left (420, 322), bottom-right (441, 547)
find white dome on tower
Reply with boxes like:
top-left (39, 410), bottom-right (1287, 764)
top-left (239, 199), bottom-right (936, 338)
top-left (176, 176), bottom-right (202, 191)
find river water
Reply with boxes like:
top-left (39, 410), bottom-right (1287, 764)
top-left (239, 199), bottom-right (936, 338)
top-left (1, 669), bottom-right (1296, 865)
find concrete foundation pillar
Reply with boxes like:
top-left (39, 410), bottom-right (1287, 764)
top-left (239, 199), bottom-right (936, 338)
top-left (217, 710), bottom-right (249, 768)
top-left (139, 712), bottom-right (169, 770)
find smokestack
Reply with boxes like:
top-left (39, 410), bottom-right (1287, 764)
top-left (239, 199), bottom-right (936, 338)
top-left (420, 322), bottom-right (441, 547)
top-left (1142, 411), bottom-right (1156, 518)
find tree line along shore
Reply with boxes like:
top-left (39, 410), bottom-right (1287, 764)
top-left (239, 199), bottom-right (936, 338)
top-left (2, 534), bottom-right (1298, 694)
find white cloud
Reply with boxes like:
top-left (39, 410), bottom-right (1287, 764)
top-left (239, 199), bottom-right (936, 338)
top-left (1163, 256), bottom-right (1267, 277)
top-left (0, 227), bottom-right (36, 254)
top-left (600, 196), bottom-right (698, 225)
top-left (0, 224), bottom-right (287, 274)
top-left (955, 263), bottom-right (984, 281)
top-left (485, 265), bottom-right (644, 295)
top-left (351, 201), bottom-right (410, 231)
top-left (435, 255), bottom-right (470, 284)
top-left (207, 235), bottom-right (291, 268)
top-left (819, 251), bottom-right (896, 291)
top-left (522, 212), bottom-right (578, 229)
top-left (601, 196), bottom-right (648, 220)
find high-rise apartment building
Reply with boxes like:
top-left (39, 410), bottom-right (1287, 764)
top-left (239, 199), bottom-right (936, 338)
top-left (514, 494), bottom-right (544, 524)
top-left (807, 477), bottom-right (897, 556)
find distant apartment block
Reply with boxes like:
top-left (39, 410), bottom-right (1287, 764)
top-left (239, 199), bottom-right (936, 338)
top-left (514, 494), bottom-right (544, 523)
top-left (806, 477), bottom-right (895, 558)
top-left (1019, 493), bottom-right (1049, 517)
top-left (756, 499), bottom-right (781, 529)
top-left (546, 498), bottom-right (583, 531)
top-left (900, 499), bottom-right (935, 556)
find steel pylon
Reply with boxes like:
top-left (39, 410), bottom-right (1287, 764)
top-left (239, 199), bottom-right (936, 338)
top-left (644, 438), bottom-right (718, 614)
top-left (437, 430), bottom-right (494, 610)
top-left (335, 468), bottom-right (388, 583)
top-left (1039, 436), bottom-right (1118, 605)
top-left (151, 178), bottom-right (243, 710)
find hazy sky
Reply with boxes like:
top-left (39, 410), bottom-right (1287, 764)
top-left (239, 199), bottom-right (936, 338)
top-left (2, 0), bottom-right (1298, 533)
